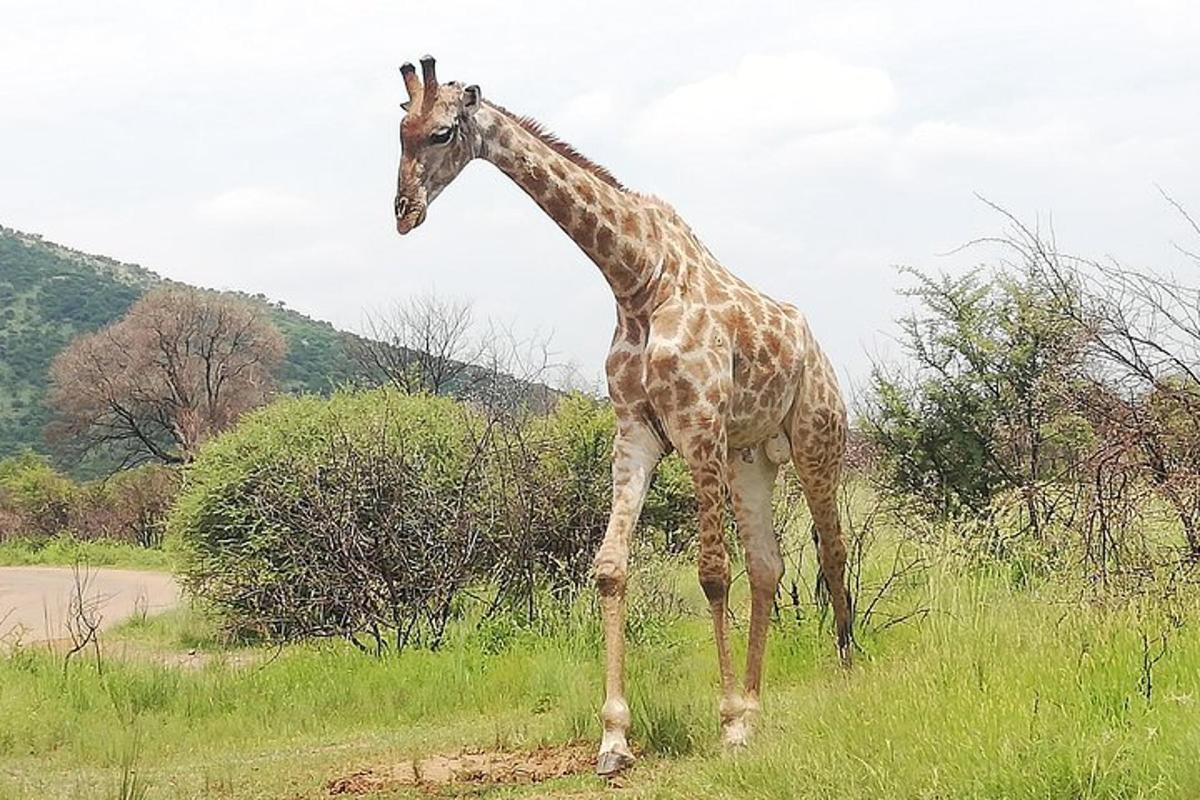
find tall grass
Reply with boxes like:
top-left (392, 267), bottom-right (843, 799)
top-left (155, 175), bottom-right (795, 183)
top-left (663, 571), bottom-right (1200, 799)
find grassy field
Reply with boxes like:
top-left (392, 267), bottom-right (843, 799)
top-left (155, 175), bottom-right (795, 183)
top-left (2, 544), bottom-right (1198, 800)
top-left (0, 536), bottom-right (173, 570)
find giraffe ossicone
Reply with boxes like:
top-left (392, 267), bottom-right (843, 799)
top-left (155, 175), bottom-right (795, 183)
top-left (392, 56), bottom-right (853, 777)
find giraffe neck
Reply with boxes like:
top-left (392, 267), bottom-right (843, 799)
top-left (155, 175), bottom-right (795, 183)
top-left (474, 103), bottom-right (665, 308)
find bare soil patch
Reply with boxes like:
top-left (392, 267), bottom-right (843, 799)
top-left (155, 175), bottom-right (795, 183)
top-left (107, 640), bottom-right (262, 670)
top-left (327, 743), bottom-right (596, 795)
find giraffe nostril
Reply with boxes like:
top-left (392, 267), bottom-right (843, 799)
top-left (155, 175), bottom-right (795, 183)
top-left (395, 196), bottom-right (409, 218)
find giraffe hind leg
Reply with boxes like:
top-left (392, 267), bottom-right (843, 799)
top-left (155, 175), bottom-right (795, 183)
top-left (790, 403), bottom-right (853, 665)
top-left (810, 522), bottom-right (853, 652)
top-left (728, 444), bottom-right (783, 746)
top-left (803, 480), bottom-right (853, 664)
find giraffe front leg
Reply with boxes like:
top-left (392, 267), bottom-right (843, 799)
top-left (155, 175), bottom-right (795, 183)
top-left (594, 427), bottom-right (662, 777)
top-left (791, 399), bottom-right (853, 665)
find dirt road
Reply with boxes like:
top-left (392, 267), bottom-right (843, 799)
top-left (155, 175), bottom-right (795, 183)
top-left (0, 566), bottom-right (179, 645)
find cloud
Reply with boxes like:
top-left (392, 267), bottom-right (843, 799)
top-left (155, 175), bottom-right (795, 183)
top-left (195, 186), bottom-right (318, 228)
top-left (1136, 0), bottom-right (1200, 40)
top-left (552, 90), bottom-right (618, 131)
top-left (628, 51), bottom-right (897, 155)
top-left (776, 125), bottom-right (894, 172)
top-left (891, 119), bottom-right (1102, 182)
top-left (904, 121), bottom-right (1053, 160)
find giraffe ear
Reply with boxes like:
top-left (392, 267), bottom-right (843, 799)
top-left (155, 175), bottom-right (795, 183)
top-left (462, 84), bottom-right (482, 114)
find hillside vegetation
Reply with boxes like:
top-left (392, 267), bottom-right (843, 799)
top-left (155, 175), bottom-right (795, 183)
top-left (0, 226), bottom-right (356, 462)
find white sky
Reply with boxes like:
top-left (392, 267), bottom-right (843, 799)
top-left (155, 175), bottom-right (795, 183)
top-left (2, 0), bottom-right (1198, 394)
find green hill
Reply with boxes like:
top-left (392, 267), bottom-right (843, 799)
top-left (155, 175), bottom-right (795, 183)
top-left (0, 225), bottom-right (357, 462)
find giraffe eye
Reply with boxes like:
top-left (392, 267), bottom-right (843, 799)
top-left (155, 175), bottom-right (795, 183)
top-left (429, 127), bottom-right (455, 145)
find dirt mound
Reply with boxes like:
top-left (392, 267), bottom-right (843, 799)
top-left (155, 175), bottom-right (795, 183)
top-left (327, 743), bottom-right (596, 795)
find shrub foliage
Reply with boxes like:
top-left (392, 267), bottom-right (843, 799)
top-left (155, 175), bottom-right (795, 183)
top-left (0, 452), bottom-right (177, 545)
top-left (862, 205), bottom-right (1200, 574)
top-left (169, 389), bottom-right (694, 650)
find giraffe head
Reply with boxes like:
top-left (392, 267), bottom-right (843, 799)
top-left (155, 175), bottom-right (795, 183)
top-left (394, 56), bottom-right (483, 234)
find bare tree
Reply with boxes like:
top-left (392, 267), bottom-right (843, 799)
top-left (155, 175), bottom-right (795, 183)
top-left (350, 294), bottom-right (482, 395)
top-left (349, 294), bottom-right (562, 418)
top-left (471, 320), bottom-right (559, 416)
top-left (48, 287), bottom-right (287, 466)
top-left (991, 196), bottom-right (1200, 557)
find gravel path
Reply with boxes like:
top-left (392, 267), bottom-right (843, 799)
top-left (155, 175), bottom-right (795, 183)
top-left (0, 566), bottom-right (179, 645)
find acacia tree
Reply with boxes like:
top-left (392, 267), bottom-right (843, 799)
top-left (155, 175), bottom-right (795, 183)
top-left (868, 198), bottom-right (1200, 561)
top-left (48, 288), bottom-right (286, 466)
top-left (863, 266), bottom-right (1088, 533)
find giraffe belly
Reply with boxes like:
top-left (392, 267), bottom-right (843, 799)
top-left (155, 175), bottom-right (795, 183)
top-left (726, 365), bottom-right (801, 451)
top-left (727, 401), bottom-right (794, 449)
top-left (727, 415), bottom-right (789, 451)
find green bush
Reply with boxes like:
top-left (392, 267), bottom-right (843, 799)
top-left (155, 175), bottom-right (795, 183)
top-left (644, 452), bottom-right (696, 554)
top-left (862, 267), bottom-right (1088, 526)
top-left (0, 451), bottom-right (75, 539)
top-left (528, 393), bottom-right (696, 561)
top-left (169, 389), bottom-right (487, 649)
top-left (492, 393), bottom-right (615, 599)
top-left (70, 465), bottom-right (179, 546)
top-left (0, 452), bottom-right (178, 545)
top-left (169, 388), bottom-right (700, 649)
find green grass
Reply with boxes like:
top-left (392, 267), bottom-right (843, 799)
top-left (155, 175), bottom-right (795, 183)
top-left (0, 535), bottom-right (172, 570)
top-left (2, 556), bottom-right (1198, 800)
top-left (108, 606), bottom-right (227, 653)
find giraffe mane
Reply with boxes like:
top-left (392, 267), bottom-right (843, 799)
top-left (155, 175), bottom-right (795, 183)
top-left (489, 102), bottom-right (626, 191)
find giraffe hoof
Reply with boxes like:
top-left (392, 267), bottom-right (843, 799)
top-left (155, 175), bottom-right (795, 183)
top-left (720, 700), bottom-right (759, 749)
top-left (596, 749), bottom-right (635, 777)
top-left (722, 722), bottom-right (750, 748)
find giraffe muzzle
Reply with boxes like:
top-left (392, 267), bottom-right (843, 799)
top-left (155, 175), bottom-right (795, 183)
top-left (394, 195), bottom-right (427, 235)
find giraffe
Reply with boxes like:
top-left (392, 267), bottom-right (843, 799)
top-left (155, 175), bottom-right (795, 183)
top-left (392, 56), bottom-right (852, 776)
